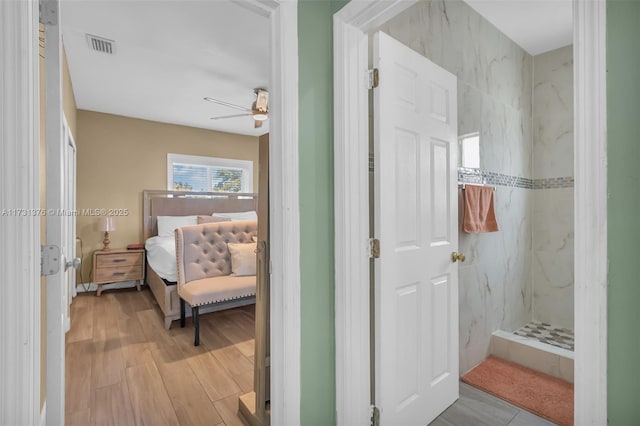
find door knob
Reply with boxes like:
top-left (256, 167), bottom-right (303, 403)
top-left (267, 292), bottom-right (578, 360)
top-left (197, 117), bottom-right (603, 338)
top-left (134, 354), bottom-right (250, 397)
top-left (65, 257), bottom-right (81, 271)
top-left (451, 252), bottom-right (466, 262)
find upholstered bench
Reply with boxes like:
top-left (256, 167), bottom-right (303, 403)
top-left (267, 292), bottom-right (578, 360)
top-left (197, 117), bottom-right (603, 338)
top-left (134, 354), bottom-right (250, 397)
top-left (175, 220), bottom-right (257, 345)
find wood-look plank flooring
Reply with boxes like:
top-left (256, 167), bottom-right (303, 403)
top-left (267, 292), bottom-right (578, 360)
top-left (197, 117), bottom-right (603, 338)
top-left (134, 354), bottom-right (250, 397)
top-left (66, 288), bottom-right (254, 426)
top-left (68, 288), bottom-right (556, 426)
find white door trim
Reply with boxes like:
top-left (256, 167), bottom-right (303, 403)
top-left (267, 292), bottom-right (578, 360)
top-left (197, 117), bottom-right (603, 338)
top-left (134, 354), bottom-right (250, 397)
top-left (334, 0), bottom-right (607, 424)
top-left (44, 0), bottom-right (66, 421)
top-left (573, 0), bottom-right (607, 423)
top-left (232, 0), bottom-right (301, 423)
top-left (333, 2), bottom-right (418, 424)
top-left (266, 1), bottom-right (301, 424)
top-left (0, 0), bottom-right (41, 424)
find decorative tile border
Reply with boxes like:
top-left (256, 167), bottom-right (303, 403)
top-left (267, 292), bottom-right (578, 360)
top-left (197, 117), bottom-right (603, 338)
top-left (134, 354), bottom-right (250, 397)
top-left (458, 167), bottom-right (574, 189)
top-left (534, 176), bottom-right (574, 189)
top-left (458, 167), bottom-right (534, 189)
top-left (370, 162), bottom-right (573, 189)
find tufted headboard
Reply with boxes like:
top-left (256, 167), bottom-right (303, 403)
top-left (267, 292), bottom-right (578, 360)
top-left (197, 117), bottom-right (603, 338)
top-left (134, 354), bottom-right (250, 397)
top-left (175, 220), bottom-right (257, 285)
top-left (143, 189), bottom-right (258, 241)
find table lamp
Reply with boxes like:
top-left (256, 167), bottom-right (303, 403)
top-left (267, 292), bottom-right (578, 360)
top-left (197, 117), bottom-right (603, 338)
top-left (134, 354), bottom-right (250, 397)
top-left (97, 217), bottom-right (116, 250)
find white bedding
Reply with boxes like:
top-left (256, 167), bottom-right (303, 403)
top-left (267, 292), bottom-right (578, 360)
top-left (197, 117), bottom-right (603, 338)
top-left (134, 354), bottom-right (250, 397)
top-left (145, 236), bottom-right (177, 282)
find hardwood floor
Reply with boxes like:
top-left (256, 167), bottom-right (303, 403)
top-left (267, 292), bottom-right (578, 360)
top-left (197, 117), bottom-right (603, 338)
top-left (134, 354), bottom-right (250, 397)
top-left (66, 288), bottom-right (254, 426)
top-left (67, 288), bottom-right (555, 426)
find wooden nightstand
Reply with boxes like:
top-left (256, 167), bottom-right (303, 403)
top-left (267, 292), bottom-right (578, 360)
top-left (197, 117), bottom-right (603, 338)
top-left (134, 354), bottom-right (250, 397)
top-left (92, 248), bottom-right (145, 296)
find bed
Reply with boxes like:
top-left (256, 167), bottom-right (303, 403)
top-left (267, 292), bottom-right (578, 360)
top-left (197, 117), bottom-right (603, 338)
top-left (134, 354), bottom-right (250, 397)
top-left (142, 189), bottom-right (258, 329)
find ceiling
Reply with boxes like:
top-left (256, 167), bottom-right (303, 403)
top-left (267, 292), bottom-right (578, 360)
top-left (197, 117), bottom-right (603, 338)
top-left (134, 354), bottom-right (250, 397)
top-left (62, 1), bottom-right (572, 138)
top-left (62, 0), bottom-right (270, 136)
top-left (464, 0), bottom-right (573, 56)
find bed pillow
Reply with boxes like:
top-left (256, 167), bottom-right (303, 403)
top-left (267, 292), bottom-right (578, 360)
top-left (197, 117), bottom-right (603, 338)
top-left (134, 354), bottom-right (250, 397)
top-left (197, 215), bottom-right (231, 224)
top-left (211, 210), bottom-right (258, 222)
top-left (157, 215), bottom-right (198, 237)
top-left (228, 242), bottom-right (257, 276)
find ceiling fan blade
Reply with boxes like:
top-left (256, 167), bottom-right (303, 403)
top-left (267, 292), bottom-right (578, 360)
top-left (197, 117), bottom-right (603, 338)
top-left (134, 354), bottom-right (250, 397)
top-left (254, 119), bottom-right (263, 128)
top-left (210, 113), bottom-right (252, 120)
top-left (204, 97), bottom-right (250, 112)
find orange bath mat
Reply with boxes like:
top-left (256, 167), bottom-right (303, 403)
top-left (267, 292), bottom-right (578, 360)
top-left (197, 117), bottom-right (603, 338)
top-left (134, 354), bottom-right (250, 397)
top-left (461, 355), bottom-right (573, 426)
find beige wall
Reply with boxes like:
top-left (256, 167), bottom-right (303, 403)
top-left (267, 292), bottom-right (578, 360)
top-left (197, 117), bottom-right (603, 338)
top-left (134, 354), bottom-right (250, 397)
top-left (75, 110), bottom-right (259, 282)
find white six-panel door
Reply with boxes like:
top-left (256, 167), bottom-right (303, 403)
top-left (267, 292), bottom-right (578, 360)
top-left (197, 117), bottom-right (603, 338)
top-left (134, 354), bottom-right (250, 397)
top-left (373, 31), bottom-right (459, 425)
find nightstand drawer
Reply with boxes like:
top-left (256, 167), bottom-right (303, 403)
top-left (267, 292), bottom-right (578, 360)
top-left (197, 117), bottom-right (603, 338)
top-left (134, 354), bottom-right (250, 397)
top-left (96, 252), bottom-right (143, 268)
top-left (95, 265), bottom-right (143, 283)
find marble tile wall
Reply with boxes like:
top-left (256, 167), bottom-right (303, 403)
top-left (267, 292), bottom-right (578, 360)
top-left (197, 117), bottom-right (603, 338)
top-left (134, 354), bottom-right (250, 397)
top-left (376, 0), bottom-right (534, 374)
top-left (533, 46), bottom-right (574, 180)
top-left (532, 46), bottom-right (574, 330)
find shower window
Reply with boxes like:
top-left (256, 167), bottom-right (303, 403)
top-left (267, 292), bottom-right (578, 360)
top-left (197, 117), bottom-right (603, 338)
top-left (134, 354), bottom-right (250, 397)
top-left (459, 132), bottom-right (480, 169)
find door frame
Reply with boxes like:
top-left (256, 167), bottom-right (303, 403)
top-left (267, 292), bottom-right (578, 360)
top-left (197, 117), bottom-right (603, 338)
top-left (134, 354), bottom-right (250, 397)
top-left (0, 0), bottom-right (42, 424)
top-left (1, 0), bottom-right (301, 424)
top-left (44, 1), bottom-right (66, 421)
top-left (63, 114), bottom-right (78, 330)
top-left (333, 1), bottom-right (607, 424)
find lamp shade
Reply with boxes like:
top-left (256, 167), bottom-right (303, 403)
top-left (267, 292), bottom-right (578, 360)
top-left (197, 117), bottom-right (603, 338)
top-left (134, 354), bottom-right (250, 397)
top-left (97, 217), bottom-right (116, 232)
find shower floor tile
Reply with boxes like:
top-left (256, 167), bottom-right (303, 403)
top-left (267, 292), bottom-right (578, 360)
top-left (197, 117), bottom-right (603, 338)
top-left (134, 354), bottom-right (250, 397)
top-left (514, 321), bottom-right (574, 351)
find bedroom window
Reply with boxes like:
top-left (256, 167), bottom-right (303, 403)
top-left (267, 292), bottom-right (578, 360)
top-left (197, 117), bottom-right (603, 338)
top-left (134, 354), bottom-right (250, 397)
top-left (167, 153), bottom-right (253, 193)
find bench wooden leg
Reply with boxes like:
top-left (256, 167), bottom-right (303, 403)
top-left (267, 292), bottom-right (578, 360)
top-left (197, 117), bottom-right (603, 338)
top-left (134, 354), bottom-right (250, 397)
top-left (180, 298), bottom-right (186, 328)
top-left (192, 306), bottom-right (200, 346)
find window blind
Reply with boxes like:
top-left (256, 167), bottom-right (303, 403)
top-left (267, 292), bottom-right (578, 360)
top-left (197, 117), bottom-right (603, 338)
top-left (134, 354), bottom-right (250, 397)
top-left (172, 163), bottom-right (243, 193)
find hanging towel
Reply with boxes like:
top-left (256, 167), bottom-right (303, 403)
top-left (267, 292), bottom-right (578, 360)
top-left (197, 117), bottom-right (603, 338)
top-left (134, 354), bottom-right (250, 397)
top-left (462, 185), bottom-right (499, 233)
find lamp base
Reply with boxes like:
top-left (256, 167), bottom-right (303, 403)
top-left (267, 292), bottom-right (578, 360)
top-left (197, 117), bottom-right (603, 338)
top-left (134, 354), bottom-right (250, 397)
top-left (103, 231), bottom-right (111, 250)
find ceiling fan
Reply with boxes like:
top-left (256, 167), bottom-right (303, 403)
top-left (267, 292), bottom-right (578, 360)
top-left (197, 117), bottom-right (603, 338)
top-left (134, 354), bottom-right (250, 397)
top-left (205, 88), bottom-right (269, 128)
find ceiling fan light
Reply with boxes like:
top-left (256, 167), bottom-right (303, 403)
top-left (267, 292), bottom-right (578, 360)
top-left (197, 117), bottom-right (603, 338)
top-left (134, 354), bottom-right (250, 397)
top-left (253, 113), bottom-right (268, 121)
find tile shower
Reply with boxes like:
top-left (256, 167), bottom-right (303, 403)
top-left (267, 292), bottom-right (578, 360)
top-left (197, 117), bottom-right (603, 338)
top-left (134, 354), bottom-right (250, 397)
top-left (377, 0), bottom-right (574, 376)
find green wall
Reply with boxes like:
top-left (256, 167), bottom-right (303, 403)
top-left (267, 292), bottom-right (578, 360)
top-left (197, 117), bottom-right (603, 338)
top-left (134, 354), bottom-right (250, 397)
top-left (607, 0), bottom-right (640, 423)
top-left (297, 0), bottom-right (345, 424)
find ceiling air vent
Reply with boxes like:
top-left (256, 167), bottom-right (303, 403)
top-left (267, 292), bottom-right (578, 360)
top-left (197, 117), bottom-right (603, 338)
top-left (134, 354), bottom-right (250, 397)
top-left (86, 34), bottom-right (116, 55)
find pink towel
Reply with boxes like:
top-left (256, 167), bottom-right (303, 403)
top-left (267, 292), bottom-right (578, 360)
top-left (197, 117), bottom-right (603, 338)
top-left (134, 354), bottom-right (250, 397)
top-left (463, 185), bottom-right (499, 233)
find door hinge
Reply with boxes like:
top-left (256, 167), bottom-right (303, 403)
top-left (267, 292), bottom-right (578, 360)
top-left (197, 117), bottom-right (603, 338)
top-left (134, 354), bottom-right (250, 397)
top-left (371, 405), bottom-right (380, 426)
top-left (367, 68), bottom-right (379, 89)
top-left (41, 245), bottom-right (61, 276)
top-left (369, 238), bottom-right (380, 259)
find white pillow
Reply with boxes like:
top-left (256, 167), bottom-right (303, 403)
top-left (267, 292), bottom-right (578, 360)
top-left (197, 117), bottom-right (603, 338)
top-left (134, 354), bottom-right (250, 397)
top-left (157, 215), bottom-right (197, 237)
top-left (227, 242), bottom-right (257, 276)
top-left (211, 210), bottom-right (258, 222)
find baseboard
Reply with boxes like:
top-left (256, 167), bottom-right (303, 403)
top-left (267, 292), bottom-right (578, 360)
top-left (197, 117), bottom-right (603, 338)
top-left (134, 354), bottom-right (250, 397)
top-left (40, 401), bottom-right (46, 426)
top-left (75, 280), bottom-right (139, 293)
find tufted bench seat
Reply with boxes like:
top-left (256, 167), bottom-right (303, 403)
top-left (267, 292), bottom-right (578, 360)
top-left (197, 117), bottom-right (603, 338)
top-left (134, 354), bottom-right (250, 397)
top-left (179, 275), bottom-right (256, 307)
top-left (175, 220), bottom-right (257, 345)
